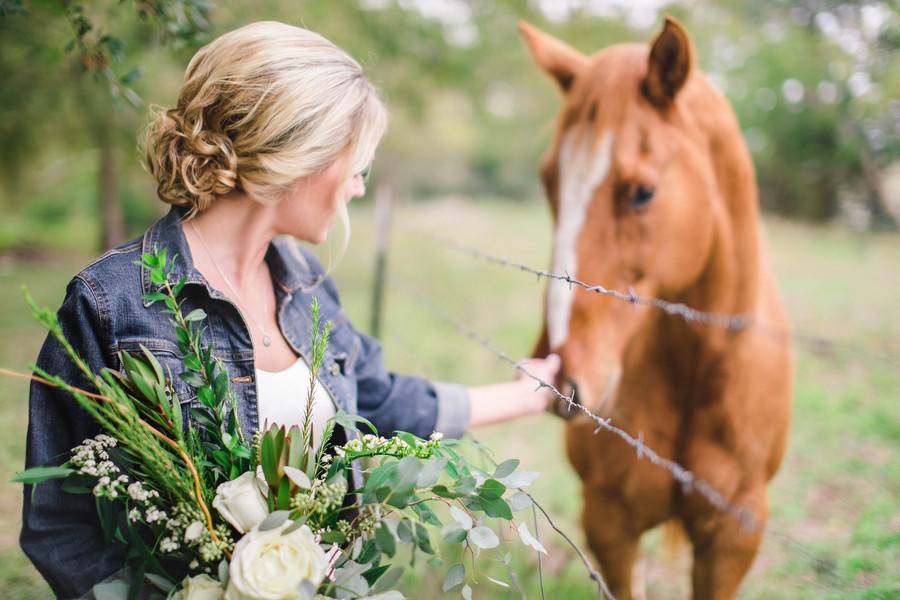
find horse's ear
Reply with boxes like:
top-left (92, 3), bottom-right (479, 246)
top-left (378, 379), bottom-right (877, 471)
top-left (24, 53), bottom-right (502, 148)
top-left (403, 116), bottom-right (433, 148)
top-left (642, 17), bottom-right (694, 108)
top-left (518, 21), bottom-right (588, 93)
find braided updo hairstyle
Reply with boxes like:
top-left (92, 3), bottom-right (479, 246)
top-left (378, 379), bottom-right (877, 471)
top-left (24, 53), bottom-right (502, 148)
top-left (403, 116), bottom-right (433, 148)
top-left (143, 21), bottom-right (387, 217)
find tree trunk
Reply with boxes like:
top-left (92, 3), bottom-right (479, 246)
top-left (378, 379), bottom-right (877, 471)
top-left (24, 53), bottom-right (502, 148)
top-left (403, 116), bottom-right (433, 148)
top-left (858, 136), bottom-right (897, 231)
top-left (95, 105), bottom-right (125, 250)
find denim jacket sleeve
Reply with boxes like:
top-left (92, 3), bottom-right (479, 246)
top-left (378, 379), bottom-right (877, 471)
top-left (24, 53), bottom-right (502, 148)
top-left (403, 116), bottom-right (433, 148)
top-left (20, 275), bottom-right (126, 598)
top-left (311, 261), bottom-right (470, 440)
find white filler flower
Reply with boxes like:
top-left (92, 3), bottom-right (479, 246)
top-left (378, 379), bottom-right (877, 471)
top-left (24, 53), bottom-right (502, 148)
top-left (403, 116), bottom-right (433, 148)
top-left (213, 471), bottom-right (268, 534)
top-left (172, 574), bottom-right (224, 600)
top-left (225, 522), bottom-right (327, 600)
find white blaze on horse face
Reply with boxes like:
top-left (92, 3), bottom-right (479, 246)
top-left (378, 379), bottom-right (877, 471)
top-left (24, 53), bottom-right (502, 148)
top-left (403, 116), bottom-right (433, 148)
top-left (547, 128), bottom-right (614, 350)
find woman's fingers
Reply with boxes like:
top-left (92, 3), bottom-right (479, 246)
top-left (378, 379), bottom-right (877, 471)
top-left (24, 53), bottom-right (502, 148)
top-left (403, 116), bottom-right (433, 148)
top-left (516, 353), bottom-right (561, 384)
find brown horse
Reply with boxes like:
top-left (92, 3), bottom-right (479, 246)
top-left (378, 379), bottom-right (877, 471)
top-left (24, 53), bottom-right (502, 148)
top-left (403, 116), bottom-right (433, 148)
top-left (520, 18), bottom-right (793, 599)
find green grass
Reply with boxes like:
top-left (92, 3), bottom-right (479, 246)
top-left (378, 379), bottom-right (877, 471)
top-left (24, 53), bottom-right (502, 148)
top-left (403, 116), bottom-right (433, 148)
top-left (1, 199), bottom-right (897, 598)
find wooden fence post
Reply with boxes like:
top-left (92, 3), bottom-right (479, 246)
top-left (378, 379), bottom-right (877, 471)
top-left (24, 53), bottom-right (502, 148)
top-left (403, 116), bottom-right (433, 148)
top-left (370, 181), bottom-right (393, 339)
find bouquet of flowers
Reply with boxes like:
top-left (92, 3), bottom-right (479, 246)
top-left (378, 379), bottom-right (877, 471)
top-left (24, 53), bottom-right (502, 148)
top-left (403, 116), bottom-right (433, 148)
top-left (14, 249), bottom-right (543, 599)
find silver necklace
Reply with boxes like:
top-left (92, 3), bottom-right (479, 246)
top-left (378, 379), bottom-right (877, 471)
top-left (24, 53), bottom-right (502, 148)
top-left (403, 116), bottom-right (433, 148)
top-left (189, 220), bottom-right (274, 347)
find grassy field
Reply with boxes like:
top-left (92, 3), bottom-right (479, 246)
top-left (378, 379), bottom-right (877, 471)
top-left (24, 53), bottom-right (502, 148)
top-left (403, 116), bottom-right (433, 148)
top-left (0, 198), bottom-right (897, 599)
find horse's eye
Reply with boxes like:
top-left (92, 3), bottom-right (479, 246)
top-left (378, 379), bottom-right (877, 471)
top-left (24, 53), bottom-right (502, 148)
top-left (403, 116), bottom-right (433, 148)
top-left (629, 185), bottom-right (655, 208)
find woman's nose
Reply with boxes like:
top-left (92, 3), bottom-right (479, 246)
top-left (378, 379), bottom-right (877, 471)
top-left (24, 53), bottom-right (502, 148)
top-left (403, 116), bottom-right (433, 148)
top-left (346, 175), bottom-right (366, 200)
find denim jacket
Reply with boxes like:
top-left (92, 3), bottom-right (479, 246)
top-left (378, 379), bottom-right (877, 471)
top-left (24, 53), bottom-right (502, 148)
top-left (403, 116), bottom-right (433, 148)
top-left (20, 205), bottom-right (470, 599)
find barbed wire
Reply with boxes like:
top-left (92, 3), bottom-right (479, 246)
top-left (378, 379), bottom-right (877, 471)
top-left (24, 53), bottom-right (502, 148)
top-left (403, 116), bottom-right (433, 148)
top-left (416, 231), bottom-right (900, 366)
top-left (394, 281), bottom-right (757, 529)
top-left (416, 231), bottom-right (754, 331)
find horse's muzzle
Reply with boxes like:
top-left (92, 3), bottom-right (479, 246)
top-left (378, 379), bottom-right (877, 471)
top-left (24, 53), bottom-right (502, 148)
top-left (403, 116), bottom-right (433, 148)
top-left (549, 375), bottom-right (582, 420)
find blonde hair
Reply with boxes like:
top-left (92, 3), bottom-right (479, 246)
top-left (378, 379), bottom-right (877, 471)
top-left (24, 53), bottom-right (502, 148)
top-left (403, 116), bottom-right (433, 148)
top-left (143, 21), bottom-right (387, 218)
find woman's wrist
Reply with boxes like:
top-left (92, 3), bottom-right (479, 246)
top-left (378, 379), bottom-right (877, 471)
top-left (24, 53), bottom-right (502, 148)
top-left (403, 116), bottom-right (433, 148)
top-left (463, 354), bottom-right (560, 428)
top-left (466, 378), bottom-right (551, 428)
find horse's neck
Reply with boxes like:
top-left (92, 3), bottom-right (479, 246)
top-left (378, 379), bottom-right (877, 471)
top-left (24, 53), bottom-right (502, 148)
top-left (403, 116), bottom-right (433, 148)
top-left (646, 85), bottom-right (764, 375)
top-left (688, 80), bottom-right (763, 320)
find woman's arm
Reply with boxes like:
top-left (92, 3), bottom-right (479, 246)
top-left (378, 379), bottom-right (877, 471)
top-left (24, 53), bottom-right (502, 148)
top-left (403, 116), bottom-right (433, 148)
top-left (466, 354), bottom-right (560, 427)
top-left (20, 276), bottom-right (127, 598)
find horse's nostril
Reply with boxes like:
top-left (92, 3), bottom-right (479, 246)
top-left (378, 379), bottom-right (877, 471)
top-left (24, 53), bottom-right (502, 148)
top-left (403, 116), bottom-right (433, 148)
top-left (565, 377), bottom-right (581, 405)
top-left (552, 376), bottom-right (582, 419)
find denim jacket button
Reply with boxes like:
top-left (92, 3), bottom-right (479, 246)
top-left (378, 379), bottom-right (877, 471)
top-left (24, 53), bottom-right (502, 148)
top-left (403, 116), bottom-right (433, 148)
top-left (329, 363), bottom-right (340, 376)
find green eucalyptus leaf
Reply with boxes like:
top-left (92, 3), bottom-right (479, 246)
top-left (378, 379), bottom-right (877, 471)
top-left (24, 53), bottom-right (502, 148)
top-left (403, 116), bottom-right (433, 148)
top-left (411, 501), bottom-right (441, 526)
top-left (333, 410), bottom-right (378, 435)
top-left (386, 490), bottom-right (413, 509)
top-left (452, 476), bottom-right (477, 495)
top-left (416, 457), bottom-right (447, 489)
top-left (257, 511), bottom-right (290, 532)
top-left (478, 479), bottom-right (506, 501)
top-left (357, 539), bottom-right (379, 565)
top-left (362, 563), bottom-right (390, 586)
top-left (396, 520), bottom-right (413, 543)
top-left (321, 529), bottom-right (347, 545)
top-left (364, 462), bottom-right (398, 494)
top-left (508, 491), bottom-right (533, 512)
top-left (442, 563), bottom-right (465, 592)
top-left (499, 471), bottom-right (540, 489)
top-left (441, 524), bottom-right (467, 544)
top-left (375, 522), bottom-right (396, 557)
top-left (432, 485), bottom-right (464, 499)
top-left (478, 496), bottom-right (513, 520)
top-left (492, 459), bottom-right (519, 479)
top-left (467, 526), bottom-right (499, 550)
top-left (372, 567), bottom-right (404, 593)
top-left (449, 505), bottom-right (473, 530)
top-left (144, 573), bottom-right (174, 593)
top-left (394, 456), bottom-right (422, 491)
top-left (283, 466), bottom-right (311, 489)
top-left (414, 523), bottom-right (434, 554)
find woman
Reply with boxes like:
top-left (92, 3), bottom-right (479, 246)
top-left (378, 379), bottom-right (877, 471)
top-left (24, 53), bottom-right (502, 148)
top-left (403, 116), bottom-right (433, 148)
top-left (20, 21), bottom-right (560, 599)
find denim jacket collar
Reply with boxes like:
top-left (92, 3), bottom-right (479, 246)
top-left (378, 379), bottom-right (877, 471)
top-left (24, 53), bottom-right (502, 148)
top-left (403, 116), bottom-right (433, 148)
top-left (140, 205), bottom-right (321, 307)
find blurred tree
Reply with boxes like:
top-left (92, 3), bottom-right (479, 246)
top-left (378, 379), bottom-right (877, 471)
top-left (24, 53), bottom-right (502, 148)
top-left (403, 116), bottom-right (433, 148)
top-left (0, 0), bottom-right (213, 250)
top-left (2, 0), bottom-right (897, 250)
top-left (697, 0), bottom-right (898, 227)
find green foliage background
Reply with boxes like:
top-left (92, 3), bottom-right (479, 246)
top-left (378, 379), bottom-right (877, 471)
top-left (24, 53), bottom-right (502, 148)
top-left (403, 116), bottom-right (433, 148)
top-left (1, 0), bottom-right (898, 254)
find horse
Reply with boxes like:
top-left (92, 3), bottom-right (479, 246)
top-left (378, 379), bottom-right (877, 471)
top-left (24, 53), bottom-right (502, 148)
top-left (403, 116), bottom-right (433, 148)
top-left (519, 18), bottom-right (793, 599)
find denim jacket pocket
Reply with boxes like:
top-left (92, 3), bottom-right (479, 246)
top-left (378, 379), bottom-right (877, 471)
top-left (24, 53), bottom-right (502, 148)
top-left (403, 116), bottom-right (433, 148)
top-left (114, 339), bottom-right (198, 433)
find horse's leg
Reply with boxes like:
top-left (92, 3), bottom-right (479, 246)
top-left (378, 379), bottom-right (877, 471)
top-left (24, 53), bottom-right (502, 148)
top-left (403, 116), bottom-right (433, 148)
top-left (581, 487), bottom-right (645, 600)
top-left (686, 484), bottom-right (767, 600)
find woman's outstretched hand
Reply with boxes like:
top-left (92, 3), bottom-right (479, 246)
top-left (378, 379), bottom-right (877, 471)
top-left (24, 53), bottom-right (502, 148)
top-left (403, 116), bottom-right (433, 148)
top-left (466, 354), bottom-right (561, 428)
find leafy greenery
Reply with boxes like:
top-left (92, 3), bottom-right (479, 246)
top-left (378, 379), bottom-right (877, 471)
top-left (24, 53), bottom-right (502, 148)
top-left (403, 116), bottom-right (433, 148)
top-left (10, 246), bottom-right (547, 598)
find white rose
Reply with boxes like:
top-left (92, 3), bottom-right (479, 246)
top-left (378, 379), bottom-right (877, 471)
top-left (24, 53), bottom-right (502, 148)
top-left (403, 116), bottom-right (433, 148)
top-left (172, 574), bottom-right (224, 600)
top-left (225, 522), bottom-right (327, 600)
top-left (213, 471), bottom-right (269, 534)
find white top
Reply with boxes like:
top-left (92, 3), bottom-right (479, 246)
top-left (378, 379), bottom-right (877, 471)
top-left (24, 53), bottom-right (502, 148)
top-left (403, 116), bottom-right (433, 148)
top-left (255, 356), bottom-right (337, 451)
